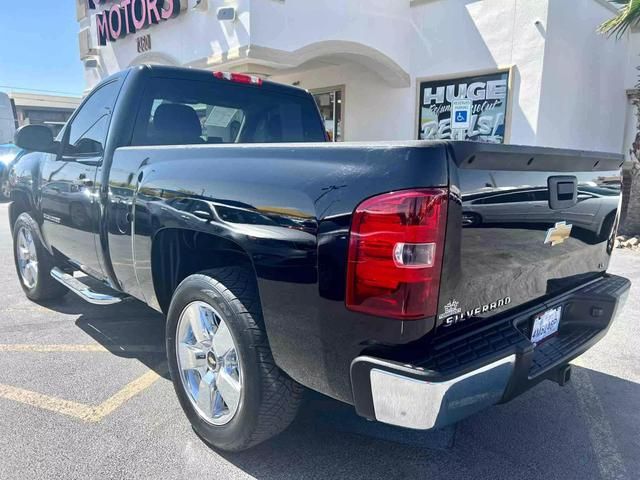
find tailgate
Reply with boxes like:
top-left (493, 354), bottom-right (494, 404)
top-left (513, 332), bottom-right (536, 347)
top-left (437, 142), bottom-right (623, 331)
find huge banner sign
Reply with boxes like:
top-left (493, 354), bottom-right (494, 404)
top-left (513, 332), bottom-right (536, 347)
top-left (418, 71), bottom-right (510, 143)
top-left (87, 0), bottom-right (182, 46)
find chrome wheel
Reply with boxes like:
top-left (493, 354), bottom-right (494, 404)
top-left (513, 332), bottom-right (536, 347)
top-left (176, 301), bottom-right (243, 426)
top-left (16, 226), bottom-right (38, 289)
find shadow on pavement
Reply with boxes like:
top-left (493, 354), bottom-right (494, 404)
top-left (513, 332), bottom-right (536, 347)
top-left (36, 292), bottom-right (170, 380)
top-left (216, 367), bottom-right (639, 480)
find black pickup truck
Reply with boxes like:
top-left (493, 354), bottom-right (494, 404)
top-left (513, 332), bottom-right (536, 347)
top-left (8, 65), bottom-right (630, 451)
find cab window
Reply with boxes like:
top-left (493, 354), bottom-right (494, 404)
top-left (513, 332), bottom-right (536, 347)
top-left (63, 81), bottom-right (120, 157)
top-left (131, 77), bottom-right (325, 146)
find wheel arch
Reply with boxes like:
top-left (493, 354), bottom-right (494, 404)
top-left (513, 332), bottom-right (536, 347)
top-left (150, 228), bottom-right (260, 315)
top-left (9, 190), bottom-right (33, 228)
top-left (8, 190), bottom-right (43, 246)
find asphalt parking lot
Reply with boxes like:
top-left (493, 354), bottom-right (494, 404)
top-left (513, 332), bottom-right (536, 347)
top-left (0, 200), bottom-right (638, 480)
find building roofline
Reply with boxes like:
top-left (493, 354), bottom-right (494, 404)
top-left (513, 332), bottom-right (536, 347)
top-left (8, 92), bottom-right (82, 110)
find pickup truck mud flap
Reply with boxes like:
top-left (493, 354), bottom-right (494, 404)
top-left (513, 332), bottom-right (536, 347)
top-left (350, 274), bottom-right (630, 430)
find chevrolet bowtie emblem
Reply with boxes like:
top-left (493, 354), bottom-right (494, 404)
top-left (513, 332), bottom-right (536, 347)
top-left (544, 221), bottom-right (573, 246)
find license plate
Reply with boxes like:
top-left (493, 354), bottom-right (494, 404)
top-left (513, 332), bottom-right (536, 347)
top-left (531, 306), bottom-right (562, 344)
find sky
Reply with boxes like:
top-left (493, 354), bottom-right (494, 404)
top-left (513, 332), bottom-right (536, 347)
top-left (0, 2), bottom-right (85, 97)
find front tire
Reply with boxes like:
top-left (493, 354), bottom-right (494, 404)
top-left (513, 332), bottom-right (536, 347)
top-left (166, 267), bottom-right (304, 451)
top-left (12, 212), bottom-right (68, 301)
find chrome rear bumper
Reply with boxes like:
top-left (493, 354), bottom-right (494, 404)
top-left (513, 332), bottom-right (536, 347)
top-left (350, 274), bottom-right (630, 430)
top-left (352, 354), bottom-right (515, 430)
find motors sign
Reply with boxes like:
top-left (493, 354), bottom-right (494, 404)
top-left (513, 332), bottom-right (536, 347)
top-left (418, 71), bottom-right (510, 143)
top-left (87, 0), bottom-right (182, 46)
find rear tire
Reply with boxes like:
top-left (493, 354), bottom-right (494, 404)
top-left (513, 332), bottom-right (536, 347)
top-left (166, 267), bottom-right (304, 451)
top-left (12, 212), bottom-right (68, 301)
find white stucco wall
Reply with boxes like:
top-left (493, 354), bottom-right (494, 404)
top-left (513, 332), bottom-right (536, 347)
top-left (409, 0), bottom-right (549, 146)
top-left (78, 0), bottom-right (629, 153)
top-left (624, 22), bottom-right (640, 91)
top-left (273, 63), bottom-right (414, 141)
top-left (251, 0), bottom-right (412, 77)
top-left (537, 0), bottom-right (628, 152)
top-left (275, 0), bottom-right (550, 143)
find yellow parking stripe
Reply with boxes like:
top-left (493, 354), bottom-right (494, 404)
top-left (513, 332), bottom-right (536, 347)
top-left (0, 344), bottom-right (168, 421)
top-left (86, 366), bottom-right (167, 422)
top-left (0, 384), bottom-right (94, 421)
top-left (0, 363), bottom-right (167, 423)
top-left (0, 344), bottom-right (164, 353)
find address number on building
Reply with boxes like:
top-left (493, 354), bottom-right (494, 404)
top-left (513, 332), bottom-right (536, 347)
top-left (137, 34), bottom-right (152, 54)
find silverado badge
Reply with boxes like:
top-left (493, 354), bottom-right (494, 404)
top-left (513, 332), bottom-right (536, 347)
top-left (440, 297), bottom-right (512, 326)
top-left (544, 221), bottom-right (573, 246)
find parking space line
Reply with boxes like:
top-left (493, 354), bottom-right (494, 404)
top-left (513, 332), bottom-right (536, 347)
top-left (0, 383), bottom-right (95, 421)
top-left (86, 366), bottom-right (167, 422)
top-left (0, 343), bottom-right (168, 422)
top-left (0, 344), bottom-right (164, 353)
top-left (0, 307), bottom-right (51, 313)
top-left (0, 364), bottom-right (167, 423)
top-left (572, 367), bottom-right (629, 480)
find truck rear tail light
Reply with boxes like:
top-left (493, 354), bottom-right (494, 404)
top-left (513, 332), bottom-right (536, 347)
top-left (213, 71), bottom-right (263, 86)
top-left (346, 189), bottom-right (448, 320)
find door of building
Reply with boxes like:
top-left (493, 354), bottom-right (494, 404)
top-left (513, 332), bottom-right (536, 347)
top-left (312, 86), bottom-right (344, 142)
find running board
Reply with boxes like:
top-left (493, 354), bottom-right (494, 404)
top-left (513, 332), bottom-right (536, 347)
top-left (50, 267), bottom-right (127, 305)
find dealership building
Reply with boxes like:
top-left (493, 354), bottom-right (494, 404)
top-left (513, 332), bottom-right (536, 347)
top-left (76, 0), bottom-right (635, 155)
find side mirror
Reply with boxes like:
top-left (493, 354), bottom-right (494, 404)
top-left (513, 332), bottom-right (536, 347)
top-left (14, 125), bottom-right (58, 154)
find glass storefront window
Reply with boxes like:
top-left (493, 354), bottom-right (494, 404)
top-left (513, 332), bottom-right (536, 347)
top-left (312, 86), bottom-right (344, 142)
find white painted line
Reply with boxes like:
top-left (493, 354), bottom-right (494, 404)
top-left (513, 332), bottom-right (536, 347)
top-left (572, 366), bottom-right (629, 480)
top-left (572, 356), bottom-right (640, 385)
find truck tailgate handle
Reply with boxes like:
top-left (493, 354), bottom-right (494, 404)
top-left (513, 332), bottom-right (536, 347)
top-left (548, 176), bottom-right (577, 210)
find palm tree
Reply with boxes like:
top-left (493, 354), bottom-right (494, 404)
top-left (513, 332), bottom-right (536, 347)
top-left (600, 1), bottom-right (640, 235)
